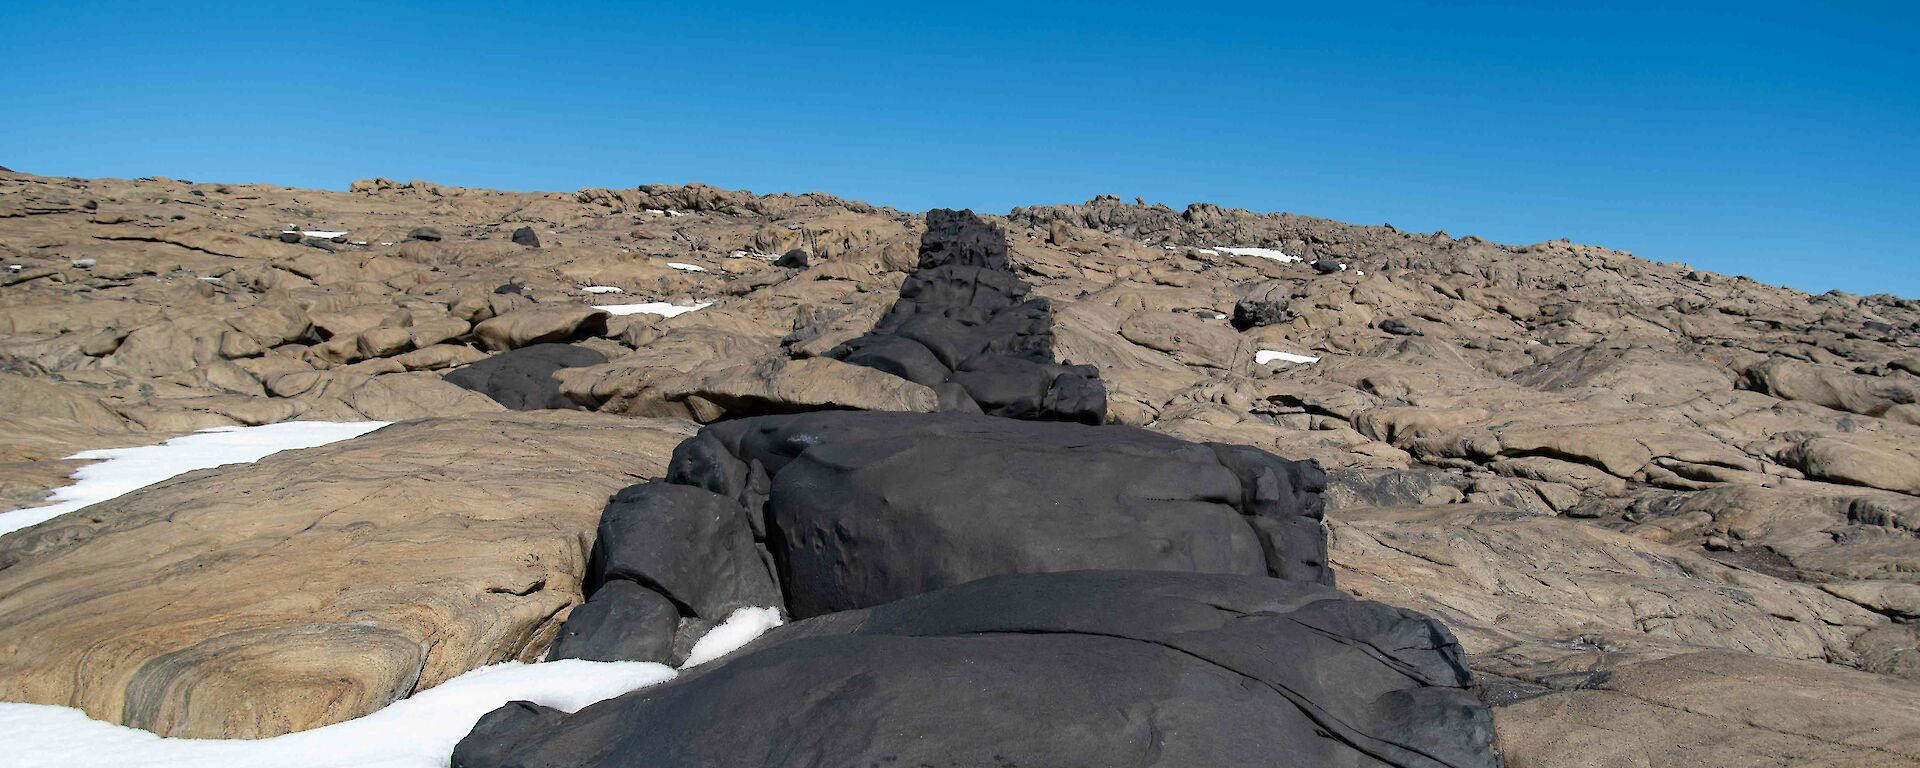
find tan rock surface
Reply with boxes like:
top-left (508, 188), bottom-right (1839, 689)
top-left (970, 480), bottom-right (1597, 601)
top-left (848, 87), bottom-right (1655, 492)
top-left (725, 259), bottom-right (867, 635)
top-left (0, 412), bottom-right (695, 738)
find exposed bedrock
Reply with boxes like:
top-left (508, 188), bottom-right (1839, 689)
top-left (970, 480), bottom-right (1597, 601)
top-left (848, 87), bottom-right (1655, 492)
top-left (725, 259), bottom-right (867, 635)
top-left (671, 410), bottom-right (1331, 617)
top-left (459, 571), bottom-right (1498, 768)
top-left (545, 410), bottom-right (1329, 664)
top-left (826, 209), bottom-right (1107, 423)
top-left (443, 342), bottom-right (608, 410)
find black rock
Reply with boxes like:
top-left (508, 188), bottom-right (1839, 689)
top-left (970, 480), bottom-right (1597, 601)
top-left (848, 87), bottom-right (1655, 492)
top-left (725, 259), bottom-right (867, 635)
top-left (825, 209), bottom-right (1106, 424)
top-left (1232, 282), bottom-right (1292, 331)
top-left (454, 571), bottom-right (1497, 768)
top-left (546, 579), bottom-right (678, 663)
top-left (510, 226), bottom-right (541, 248)
top-left (583, 482), bottom-right (781, 621)
top-left (277, 230), bottom-right (301, 243)
top-left (1380, 317), bottom-right (1423, 336)
top-left (407, 226), bottom-right (443, 242)
top-left (443, 343), bottom-right (606, 410)
top-left (1312, 258), bottom-right (1344, 274)
top-left (772, 248), bottom-right (807, 268)
top-left (667, 410), bottom-right (1328, 618)
top-left (492, 282), bottom-right (525, 295)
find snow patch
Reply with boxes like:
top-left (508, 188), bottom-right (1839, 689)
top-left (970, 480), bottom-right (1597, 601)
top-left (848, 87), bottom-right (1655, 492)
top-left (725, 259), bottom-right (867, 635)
top-left (666, 262), bottom-right (707, 272)
top-left (0, 421), bottom-right (390, 537)
top-left (1256, 350), bottom-right (1320, 365)
top-left (593, 302), bottom-right (713, 318)
top-left (0, 659), bottom-right (674, 768)
top-left (644, 208), bottom-right (686, 217)
top-left (1216, 246), bottom-right (1301, 263)
top-left (579, 285), bottom-right (624, 295)
top-left (680, 607), bottom-right (784, 669)
top-left (284, 230), bottom-right (348, 239)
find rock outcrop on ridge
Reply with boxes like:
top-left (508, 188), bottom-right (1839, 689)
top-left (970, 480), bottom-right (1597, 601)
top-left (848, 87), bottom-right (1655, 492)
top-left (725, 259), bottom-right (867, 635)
top-left (459, 571), bottom-right (1496, 768)
top-left (2, 169), bottom-right (1917, 765)
top-left (825, 209), bottom-right (1107, 423)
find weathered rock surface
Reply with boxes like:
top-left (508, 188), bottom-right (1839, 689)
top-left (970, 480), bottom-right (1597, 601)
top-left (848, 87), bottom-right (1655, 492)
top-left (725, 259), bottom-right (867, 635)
top-left (457, 571), bottom-right (1498, 768)
top-left (444, 342), bottom-right (608, 410)
top-left (0, 412), bottom-right (694, 738)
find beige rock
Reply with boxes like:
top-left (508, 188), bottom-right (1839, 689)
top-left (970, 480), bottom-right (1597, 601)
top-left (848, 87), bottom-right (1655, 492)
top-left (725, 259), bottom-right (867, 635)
top-left (0, 412), bottom-right (695, 738)
top-left (473, 306), bottom-right (608, 351)
top-left (1496, 652), bottom-right (1920, 767)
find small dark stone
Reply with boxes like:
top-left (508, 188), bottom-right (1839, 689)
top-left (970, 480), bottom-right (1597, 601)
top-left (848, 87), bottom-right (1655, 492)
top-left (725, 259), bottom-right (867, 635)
top-left (277, 231), bottom-right (302, 243)
top-left (772, 248), bottom-right (808, 268)
top-left (1380, 318), bottom-right (1422, 336)
top-left (407, 226), bottom-right (443, 242)
top-left (492, 282), bottom-right (524, 295)
top-left (510, 226), bottom-right (541, 248)
top-left (1312, 258), bottom-right (1344, 274)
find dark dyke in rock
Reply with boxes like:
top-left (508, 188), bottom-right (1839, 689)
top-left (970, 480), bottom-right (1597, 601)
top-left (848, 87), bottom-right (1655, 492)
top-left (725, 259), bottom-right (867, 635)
top-left (444, 343), bottom-right (606, 410)
top-left (583, 482), bottom-right (781, 621)
top-left (667, 410), bottom-right (1328, 617)
top-left (826, 209), bottom-right (1107, 424)
top-left (454, 571), bottom-right (1497, 768)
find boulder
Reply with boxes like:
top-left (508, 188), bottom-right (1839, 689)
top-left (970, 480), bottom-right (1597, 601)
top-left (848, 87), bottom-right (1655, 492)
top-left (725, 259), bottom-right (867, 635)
top-left (455, 571), bottom-right (1497, 768)
top-left (0, 412), bottom-right (695, 738)
top-left (510, 226), bottom-right (540, 248)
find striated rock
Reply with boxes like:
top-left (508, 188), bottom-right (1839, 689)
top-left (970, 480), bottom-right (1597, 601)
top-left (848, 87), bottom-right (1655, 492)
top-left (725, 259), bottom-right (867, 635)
top-left (0, 412), bottom-right (695, 738)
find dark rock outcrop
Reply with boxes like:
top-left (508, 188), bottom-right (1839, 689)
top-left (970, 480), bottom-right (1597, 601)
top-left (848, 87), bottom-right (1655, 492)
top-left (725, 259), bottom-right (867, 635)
top-left (826, 209), bottom-right (1106, 423)
top-left (456, 571), bottom-right (1498, 768)
top-left (673, 410), bottom-right (1327, 616)
top-left (444, 343), bottom-right (607, 410)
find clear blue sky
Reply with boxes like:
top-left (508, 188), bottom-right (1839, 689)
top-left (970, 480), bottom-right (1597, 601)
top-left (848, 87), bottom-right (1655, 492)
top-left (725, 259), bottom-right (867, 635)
top-left (4, 2), bottom-right (1915, 297)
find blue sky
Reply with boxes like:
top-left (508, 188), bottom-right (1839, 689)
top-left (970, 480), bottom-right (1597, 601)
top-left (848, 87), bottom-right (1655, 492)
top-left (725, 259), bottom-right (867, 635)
top-left (4, 2), bottom-right (1915, 297)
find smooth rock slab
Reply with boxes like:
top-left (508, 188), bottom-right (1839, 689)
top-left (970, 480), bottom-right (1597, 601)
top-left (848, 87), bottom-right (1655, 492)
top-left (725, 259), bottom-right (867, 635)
top-left (455, 571), bottom-right (1497, 768)
top-left (0, 412), bottom-right (694, 738)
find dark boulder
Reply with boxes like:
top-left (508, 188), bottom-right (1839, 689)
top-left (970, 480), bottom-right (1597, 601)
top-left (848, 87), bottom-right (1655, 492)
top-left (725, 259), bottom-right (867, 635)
top-left (826, 209), bottom-right (1106, 424)
top-left (545, 580), bottom-right (678, 663)
top-left (407, 226), bottom-right (443, 242)
top-left (443, 343), bottom-right (606, 410)
top-left (455, 571), bottom-right (1496, 768)
top-left (667, 411), bottom-right (1327, 618)
top-left (1233, 281), bottom-right (1292, 330)
top-left (583, 482), bottom-right (780, 621)
top-left (772, 248), bottom-right (807, 268)
top-left (1312, 258), bottom-right (1345, 274)
top-left (276, 230), bottom-right (301, 243)
top-left (510, 226), bottom-right (541, 248)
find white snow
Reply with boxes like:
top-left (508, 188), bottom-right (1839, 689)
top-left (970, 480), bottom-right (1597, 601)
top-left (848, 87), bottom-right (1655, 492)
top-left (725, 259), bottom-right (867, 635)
top-left (1256, 350), bottom-right (1320, 365)
top-left (0, 659), bottom-right (675, 768)
top-left (666, 262), bottom-right (707, 272)
top-left (1216, 246), bottom-right (1302, 264)
top-left (593, 301), bottom-right (713, 318)
top-left (680, 607), bottom-right (784, 669)
top-left (728, 250), bottom-right (775, 260)
top-left (644, 208), bottom-right (686, 217)
top-left (285, 230), bottom-right (349, 239)
top-left (0, 421), bottom-right (390, 537)
top-left (579, 285), bottom-right (625, 294)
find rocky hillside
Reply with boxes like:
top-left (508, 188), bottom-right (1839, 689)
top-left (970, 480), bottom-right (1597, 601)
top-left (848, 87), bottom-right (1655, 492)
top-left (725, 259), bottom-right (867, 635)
top-left (2, 169), bottom-right (1917, 766)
